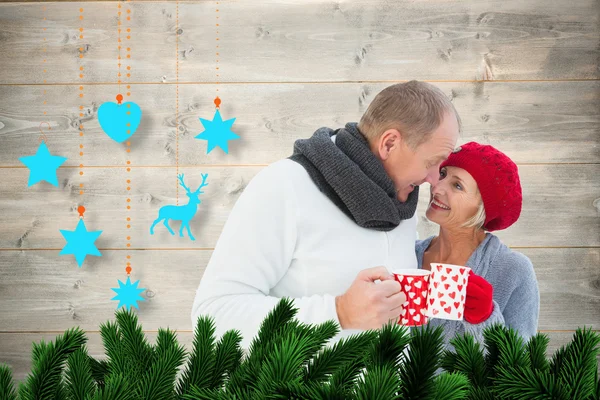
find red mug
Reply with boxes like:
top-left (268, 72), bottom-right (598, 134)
top-left (393, 269), bottom-right (431, 326)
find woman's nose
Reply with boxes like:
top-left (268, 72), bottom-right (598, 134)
top-left (431, 180), bottom-right (446, 195)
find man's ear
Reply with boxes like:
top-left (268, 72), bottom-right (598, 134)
top-left (378, 128), bottom-right (402, 160)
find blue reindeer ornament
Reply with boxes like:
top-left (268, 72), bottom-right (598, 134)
top-left (150, 173), bottom-right (208, 241)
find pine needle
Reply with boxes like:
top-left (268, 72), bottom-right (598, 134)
top-left (494, 365), bottom-right (570, 400)
top-left (487, 324), bottom-right (529, 371)
top-left (177, 315), bottom-right (217, 396)
top-left (211, 329), bottom-right (243, 390)
top-left (329, 358), bottom-right (368, 395)
top-left (481, 323), bottom-right (505, 379)
top-left (249, 297), bottom-right (298, 357)
top-left (354, 364), bottom-right (401, 400)
top-left (87, 357), bottom-right (109, 390)
top-left (18, 327), bottom-right (87, 400)
top-left (114, 308), bottom-right (154, 384)
top-left (0, 363), bottom-right (17, 400)
top-left (65, 346), bottom-right (96, 400)
top-left (554, 327), bottom-right (600, 399)
top-left (304, 331), bottom-right (377, 383)
top-left (367, 321), bottom-right (410, 371)
top-left (255, 332), bottom-right (319, 393)
top-left (397, 324), bottom-right (445, 399)
top-left (432, 372), bottom-right (470, 400)
top-left (138, 328), bottom-right (186, 400)
top-left (526, 333), bottom-right (550, 372)
top-left (99, 321), bottom-right (127, 378)
top-left (90, 373), bottom-right (134, 400)
top-left (444, 333), bottom-right (488, 389)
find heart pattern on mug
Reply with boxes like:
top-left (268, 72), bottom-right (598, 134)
top-left (394, 271), bottom-right (430, 327)
top-left (426, 264), bottom-right (471, 321)
top-left (394, 265), bottom-right (471, 326)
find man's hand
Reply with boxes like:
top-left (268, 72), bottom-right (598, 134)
top-left (335, 266), bottom-right (406, 329)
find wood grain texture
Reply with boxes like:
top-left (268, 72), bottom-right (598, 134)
top-left (0, 0), bottom-right (599, 387)
top-left (0, 164), bottom-right (598, 249)
top-left (0, 0), bottom-right (598, 84)
top-left (1, 81), bottom-right (599, 166)
top-left (0, 248), bottom-right (598, 331)
top-left (1, 330), bottom-right (598, 383)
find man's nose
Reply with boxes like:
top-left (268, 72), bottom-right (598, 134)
top-left (425, 170), bottom-right (440, 186)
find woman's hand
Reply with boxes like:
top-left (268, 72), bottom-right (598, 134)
top-left (335, 266), bottom-right (406, 330)
top-left (464, 271), bottom-right (494, 324)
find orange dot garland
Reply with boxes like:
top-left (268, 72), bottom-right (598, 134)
top-left (110, 0), bottom-right (145, 310)
top-left (19, 7), bottom-right (68, 188)
top-left (194, 1), bottom-right (240, 154)
top-left (97, 1), bottom-right (142, 144)
top-left (56, 5), bottom-right (103, 269)
top-left (78, 6), bottom-right (85, 194)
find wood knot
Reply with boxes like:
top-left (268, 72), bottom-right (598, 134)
top-left (593, 198), bottom-right (600, 213)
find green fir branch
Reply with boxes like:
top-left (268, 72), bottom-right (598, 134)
top-left (354, 364), bottom-right (401, 400)
top-left (0, 363), bottom-right (17, 400)
top-left (494, 365), bottom-right (570, 400)
top-left (555, 327), bottom-right (600, 399)
top-left (397, 324), bottom-right (445, 400)
top-left (328, 358), bottom-right (368, 396)
top-left (137, 327), bottom-right (186, 400)
top-left (18, 327), bottom-right (87, 400)
top-left (304, 331), bottom-right (377, 384)
top-left (211, 329), bottom-right (243, 390)
top-left (444, 333), bottom-right (488, 389)
top-left (114, 308), bottom-right (155, 385)
top-left (177, 315), bottom-right (217, 396)
top-left (255, 332), bottom-right (320, 394)
top-left (481, 324), bottom-right (505, 379)
top-left (487, 325), bottom-right (529, 371)
top-left (87, 357), bottom-right (109, 390)
top-left (248, 297), bottom-right (298, 358)
top-left (367, 321), bottom-right (410, 371)
top-left (64, 347), bottom-right (96, 400)
top-left (98, 321), bottom-right (128, 379)
top-left (432, 372), bottom-right (470, 400)
top-left (90, 373), bottom-right (134, 400)
top-left (526, 333), bottom-right (550, 372)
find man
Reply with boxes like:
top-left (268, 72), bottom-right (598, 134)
top-left (191, 80), bottom-right (461, 348)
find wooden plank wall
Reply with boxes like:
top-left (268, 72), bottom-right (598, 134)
top-left (0, 0), bottom-right (599, 381)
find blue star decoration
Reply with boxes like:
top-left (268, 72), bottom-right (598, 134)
top-left (19, 141), bottom-right (67, 187)
top-left (111, 276), bottom-right (146, 310)
top-left (195, 109), bottom-right (239, 154)
top-left (59, 219), bottom-right (103, 267)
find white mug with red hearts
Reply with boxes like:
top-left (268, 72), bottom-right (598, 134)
top-left (426, 263), bottom-right (471, 321)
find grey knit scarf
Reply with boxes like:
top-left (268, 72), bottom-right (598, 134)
top-left (288, 122), bottom-right (419, 231)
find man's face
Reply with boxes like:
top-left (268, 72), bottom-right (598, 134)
top-left (378, 112), bottom-right (460, 202)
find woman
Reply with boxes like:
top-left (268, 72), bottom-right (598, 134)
top-left (417, 142), bottom-right (540, 346)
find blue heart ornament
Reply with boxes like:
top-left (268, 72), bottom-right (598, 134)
top-left (98, 100), bottom-right (142, 143)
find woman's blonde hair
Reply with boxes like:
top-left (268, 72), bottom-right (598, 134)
top-left (358, 80), bottom-right (462, 150)
top-left (462, 200), bottom-right (487, 230)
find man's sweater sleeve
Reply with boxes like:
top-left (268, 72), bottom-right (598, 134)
top-left (190, 163), bottom-right (340, 349)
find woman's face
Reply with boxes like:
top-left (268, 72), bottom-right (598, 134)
top-left (425, 166), bottom-right (482, 228)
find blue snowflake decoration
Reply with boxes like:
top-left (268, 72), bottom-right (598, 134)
top-left (195, 109), bottom-right (239, 154)
top-left (59, 219), bottom-right (102, 267)
top-left (19, 141), bottom-right (67, 187)
top-left (111, 276), bottom-right (146, 310)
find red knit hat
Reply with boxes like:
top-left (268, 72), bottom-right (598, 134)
top-left (440, 142), bottom-right (522, 231)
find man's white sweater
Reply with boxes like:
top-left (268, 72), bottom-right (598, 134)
top-left (191, 158), bottom-right (418, 349)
